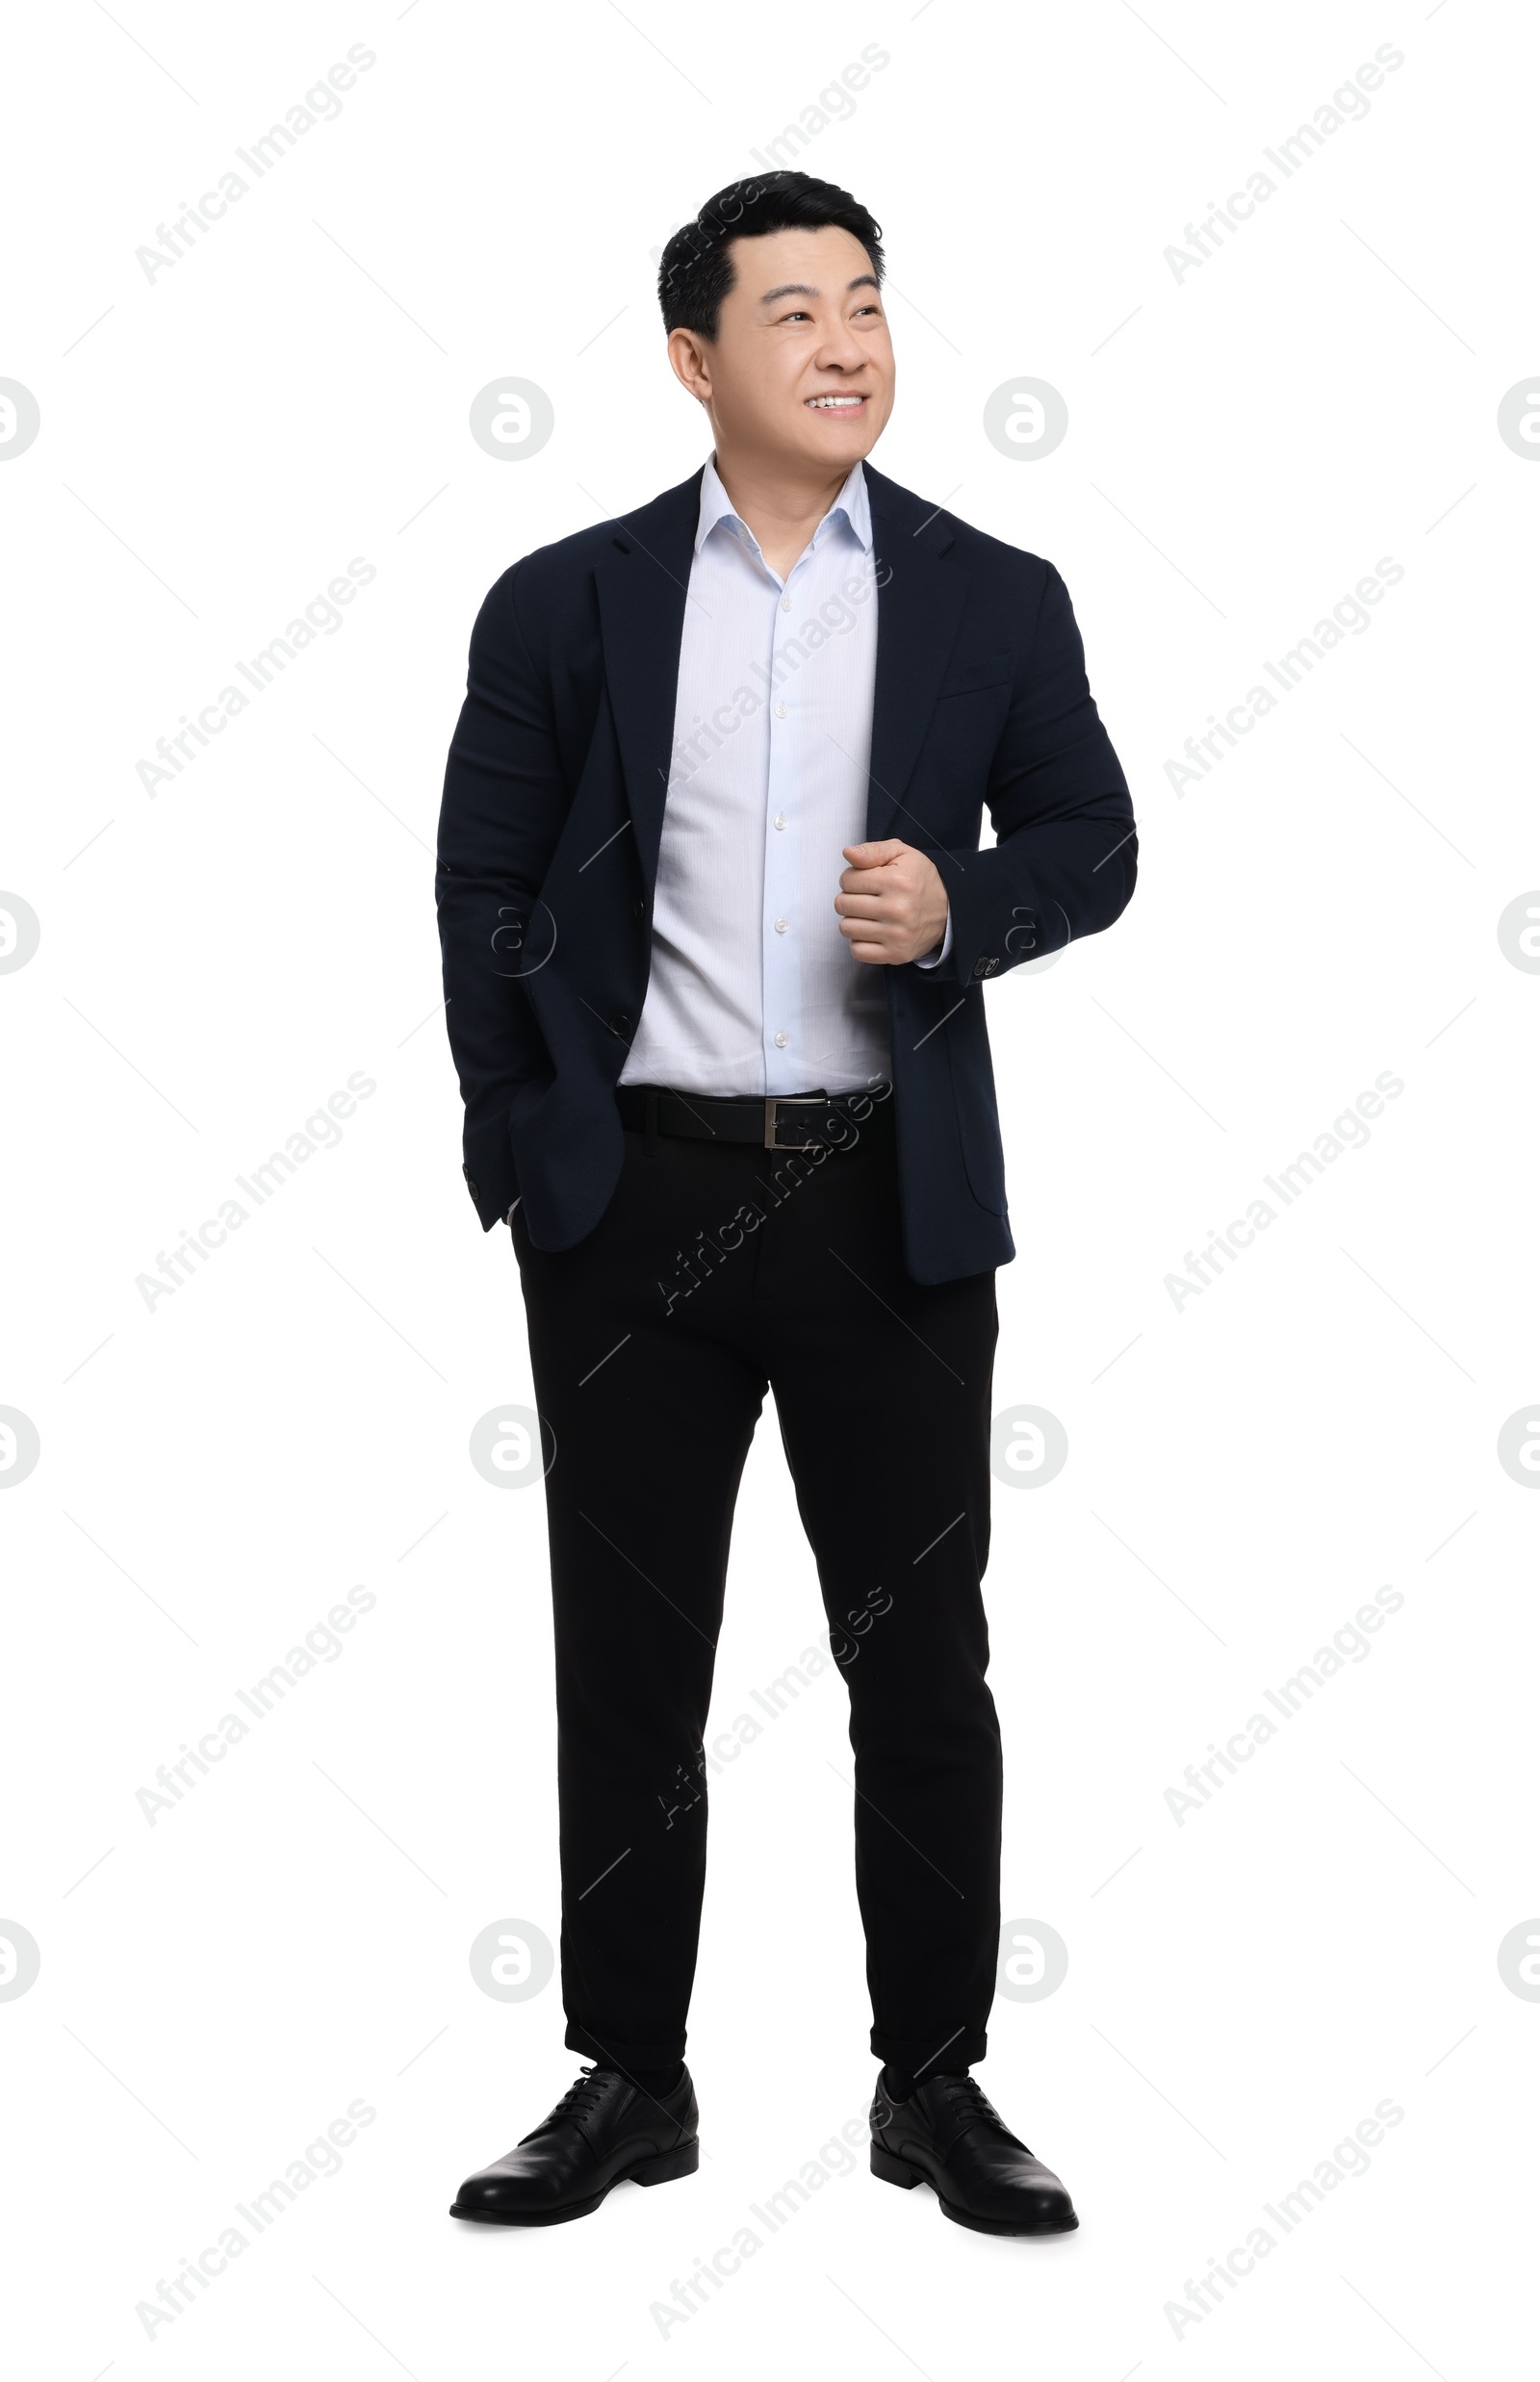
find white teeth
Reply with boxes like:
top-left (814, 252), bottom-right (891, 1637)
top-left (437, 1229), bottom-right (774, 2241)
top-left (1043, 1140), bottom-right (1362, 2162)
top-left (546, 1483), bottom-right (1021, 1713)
top-left (808, 395), bottom-right (863, 408)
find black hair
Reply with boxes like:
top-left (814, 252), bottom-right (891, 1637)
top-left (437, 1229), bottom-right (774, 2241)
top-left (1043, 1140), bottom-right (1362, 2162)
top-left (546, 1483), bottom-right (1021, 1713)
top-left (657, 172), bottom-right (885, 341)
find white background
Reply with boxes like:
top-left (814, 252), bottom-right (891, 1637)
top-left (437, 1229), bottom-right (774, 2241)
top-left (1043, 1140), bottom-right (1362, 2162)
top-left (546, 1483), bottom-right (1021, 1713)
top-left (4, 1), bottom-right (1537, 2374)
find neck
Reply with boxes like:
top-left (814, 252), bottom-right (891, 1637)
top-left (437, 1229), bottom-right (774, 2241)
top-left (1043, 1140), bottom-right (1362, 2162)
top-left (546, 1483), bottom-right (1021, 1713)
top-left (710, 448), bottom-right (859, 576)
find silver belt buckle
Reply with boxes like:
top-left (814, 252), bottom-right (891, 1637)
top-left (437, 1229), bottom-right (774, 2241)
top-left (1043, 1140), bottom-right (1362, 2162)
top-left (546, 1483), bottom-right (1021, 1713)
top-left (764, 1094), bottom-right (823, 1150)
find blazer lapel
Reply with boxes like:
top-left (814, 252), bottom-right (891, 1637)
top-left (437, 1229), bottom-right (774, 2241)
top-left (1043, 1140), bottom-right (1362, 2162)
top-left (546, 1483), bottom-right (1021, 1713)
top-left (594, 469), bottom-right (704, 893)
top-left (863, 466), bottom-right (967, 848)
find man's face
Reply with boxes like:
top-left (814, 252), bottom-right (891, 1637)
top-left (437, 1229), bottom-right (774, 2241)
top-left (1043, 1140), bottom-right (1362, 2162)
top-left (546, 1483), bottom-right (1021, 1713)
top-left (669, 223), bottom-right (896, 472)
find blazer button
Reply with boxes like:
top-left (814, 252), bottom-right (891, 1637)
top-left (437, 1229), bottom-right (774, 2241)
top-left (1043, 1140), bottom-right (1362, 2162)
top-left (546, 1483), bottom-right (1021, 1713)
top-left (634, 898), bottom-right (648, 919)
top-left (612, 1012), bottom-right (632, 1036)
top-left (466, 1177), bottom-right (479, 1199)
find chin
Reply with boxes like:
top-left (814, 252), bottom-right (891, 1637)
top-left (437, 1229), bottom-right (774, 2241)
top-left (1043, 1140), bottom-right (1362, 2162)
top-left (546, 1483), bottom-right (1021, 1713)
top-left (797, 420), bottom-right (881, 464)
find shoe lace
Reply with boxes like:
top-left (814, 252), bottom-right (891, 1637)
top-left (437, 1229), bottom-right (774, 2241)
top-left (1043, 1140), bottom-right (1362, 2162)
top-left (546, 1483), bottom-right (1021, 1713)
top-left (934, 2073), bottom-right (1007, 2137)
top-left (537, 2063), bottom-right (614, 2132)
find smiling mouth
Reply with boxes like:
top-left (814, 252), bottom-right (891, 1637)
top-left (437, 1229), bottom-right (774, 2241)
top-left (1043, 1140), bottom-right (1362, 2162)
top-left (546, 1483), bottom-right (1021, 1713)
top-left (805, 393), bottom-right (868, 412)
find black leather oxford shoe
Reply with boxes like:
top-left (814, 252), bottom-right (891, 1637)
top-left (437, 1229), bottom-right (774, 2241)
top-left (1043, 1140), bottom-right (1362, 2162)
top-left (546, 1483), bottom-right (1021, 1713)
top-left (450, 2063), bottom-right (699, 2226)
top-left (870, 2071), bottom-right (1078, 2236)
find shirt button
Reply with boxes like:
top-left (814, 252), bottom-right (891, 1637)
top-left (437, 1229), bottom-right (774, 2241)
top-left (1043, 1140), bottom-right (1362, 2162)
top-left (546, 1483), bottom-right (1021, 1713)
top-left (773, 813), bottom-right (786, 831)
top-left (774, 1031), bottom-right (788, 1049)
top-left (774, 702), bottom-right (786, 719)
top-left (780, 595), bottom-right (791, 612)
top-left (774, 917), bottom-right (789, 935)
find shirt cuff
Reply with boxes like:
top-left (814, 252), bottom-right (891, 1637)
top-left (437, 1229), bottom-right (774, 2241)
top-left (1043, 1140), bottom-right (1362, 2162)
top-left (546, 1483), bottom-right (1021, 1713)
top-left (913, 910), bottom-right (954, 970)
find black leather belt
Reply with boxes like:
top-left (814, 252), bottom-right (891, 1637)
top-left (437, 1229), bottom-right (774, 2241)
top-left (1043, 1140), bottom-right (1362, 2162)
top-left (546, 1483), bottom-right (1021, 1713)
top-left (616, 1084), bottom-right (891, 1150)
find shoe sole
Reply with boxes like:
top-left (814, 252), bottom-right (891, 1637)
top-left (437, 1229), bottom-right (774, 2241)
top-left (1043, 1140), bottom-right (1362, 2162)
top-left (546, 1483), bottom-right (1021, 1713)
top-left (449, 2137), bottom-right (699, 2226)
top-left (870, 2141), bottom-right (1078, 2236)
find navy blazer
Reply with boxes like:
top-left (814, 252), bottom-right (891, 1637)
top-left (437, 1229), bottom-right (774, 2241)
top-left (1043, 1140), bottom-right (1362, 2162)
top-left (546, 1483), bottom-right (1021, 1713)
top-left (435, 462), bottom-right (1137, 1285)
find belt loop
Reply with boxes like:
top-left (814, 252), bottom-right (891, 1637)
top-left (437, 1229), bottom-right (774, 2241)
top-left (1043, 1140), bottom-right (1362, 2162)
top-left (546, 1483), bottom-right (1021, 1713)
top-left (645, 1088), bottom-right (659, 1158)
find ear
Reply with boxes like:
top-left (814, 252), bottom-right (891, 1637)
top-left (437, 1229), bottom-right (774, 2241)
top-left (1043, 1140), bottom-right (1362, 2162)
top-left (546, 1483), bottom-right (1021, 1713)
top-left (667, 326), bottom-right (712, 403)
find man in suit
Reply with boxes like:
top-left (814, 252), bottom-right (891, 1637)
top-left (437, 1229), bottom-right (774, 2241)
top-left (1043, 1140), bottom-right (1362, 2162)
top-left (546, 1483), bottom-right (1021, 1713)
top-left (439, 171), bottom-right (1137, 2235)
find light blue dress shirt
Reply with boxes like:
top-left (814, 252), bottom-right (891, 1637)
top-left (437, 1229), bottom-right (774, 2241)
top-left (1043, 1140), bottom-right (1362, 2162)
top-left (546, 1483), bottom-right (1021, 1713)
top-left (618, 454), bottom-right (950, 1100)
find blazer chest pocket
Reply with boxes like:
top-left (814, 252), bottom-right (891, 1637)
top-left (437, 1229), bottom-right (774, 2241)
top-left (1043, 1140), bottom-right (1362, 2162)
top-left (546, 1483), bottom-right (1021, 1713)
top-left (935, 650), bottom-right (1012, 701)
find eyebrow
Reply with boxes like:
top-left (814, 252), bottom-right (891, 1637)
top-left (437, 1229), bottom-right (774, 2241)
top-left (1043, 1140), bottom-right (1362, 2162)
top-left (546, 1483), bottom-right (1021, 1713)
top-left (758, 274), bottom-right (881, 304)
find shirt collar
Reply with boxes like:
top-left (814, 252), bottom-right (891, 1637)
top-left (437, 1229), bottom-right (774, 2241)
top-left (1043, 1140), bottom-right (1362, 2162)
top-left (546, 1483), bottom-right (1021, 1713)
top-left (695, 452), bottom-right (873, 560)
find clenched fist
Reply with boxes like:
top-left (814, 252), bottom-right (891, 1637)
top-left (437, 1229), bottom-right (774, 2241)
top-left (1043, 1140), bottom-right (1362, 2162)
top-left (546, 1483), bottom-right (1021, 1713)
top-left (835, 839), bottom-right (950, 965)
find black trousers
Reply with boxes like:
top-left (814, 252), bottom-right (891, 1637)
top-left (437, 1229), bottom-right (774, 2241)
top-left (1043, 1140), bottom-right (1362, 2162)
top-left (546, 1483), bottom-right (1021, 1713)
top-left (509, 1090), bottom-right (1002, 2074)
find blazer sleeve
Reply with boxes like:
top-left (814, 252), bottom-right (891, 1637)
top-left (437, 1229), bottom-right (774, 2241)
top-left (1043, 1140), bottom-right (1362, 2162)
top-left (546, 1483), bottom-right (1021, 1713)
top-left (434, 563), bottom-right (569, 1222)
top-left (927, 563), bottom-right (1137, 986)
